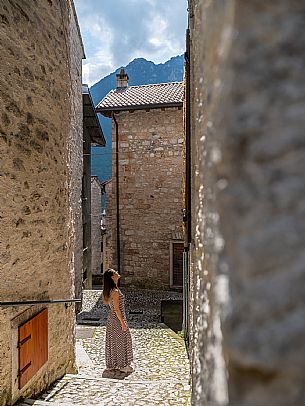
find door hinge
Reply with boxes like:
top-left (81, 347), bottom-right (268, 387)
top-left (17, 334), bottom-right (31, 348)
top-left (18, 361), bottom-right (32, 377)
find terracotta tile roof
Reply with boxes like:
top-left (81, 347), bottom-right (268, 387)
top-left (96, 82), bottom-right (183, 115)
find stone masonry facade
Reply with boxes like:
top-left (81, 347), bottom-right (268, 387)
top-left (111, 107), bottom-right (184, 289)
top-left (188, 1), bottom-right (305, 405)
top-left (0, 1), bottom-right (83, 404)
top-left (91, 176), bottom-right (102, 280)
top-left (102, 179), bottom-right (112, 272)
top-left (71, 4), bottom-right (85, 303)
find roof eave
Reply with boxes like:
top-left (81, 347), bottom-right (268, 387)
top-left (96, 101), bottom-right (183, 117)
top-left (83, 85), bottom-right (106, 146)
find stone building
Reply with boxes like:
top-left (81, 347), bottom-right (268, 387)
top-left (186, 1), bottom-right (305, 405)
top-left (0, 1), bottom-right (92, 404)
top-left (97, 72), bottom-right (184, 290)
top-left (101, 179), bottom-right (112, 272)
top-left (91, 176), bottom-right (102, 285)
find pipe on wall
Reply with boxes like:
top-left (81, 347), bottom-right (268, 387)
top-left (112, 112), bottom-right (121, 275)
top-left (183, 27), bottom-right (191, 345)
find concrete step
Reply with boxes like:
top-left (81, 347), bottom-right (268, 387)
top-left (19, 399), bottom-right (74, 406)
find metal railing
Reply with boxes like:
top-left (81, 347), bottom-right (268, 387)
top-left (0, 298), bottom-right (81, 307)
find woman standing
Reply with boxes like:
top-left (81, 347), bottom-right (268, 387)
top-left (103, 268), bottom-right (134, 373)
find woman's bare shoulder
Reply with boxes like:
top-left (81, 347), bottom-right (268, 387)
top-left (111, 288), bottom-right (119, 297)
top-left (111, 289), bottom-right (120, 304)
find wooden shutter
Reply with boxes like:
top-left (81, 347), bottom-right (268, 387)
top-left (18, 308), bottom-right (48, 389)
top-left (173, 243), bottom-right (184, 287)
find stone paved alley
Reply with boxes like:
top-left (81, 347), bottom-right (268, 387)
top-left (18, 291), bottom-right (190, 406)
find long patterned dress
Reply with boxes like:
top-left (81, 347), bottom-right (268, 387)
top-left (105, 289), bottom-right (133, 369)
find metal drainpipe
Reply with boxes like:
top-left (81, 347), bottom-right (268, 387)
top-left (185, 27), bottom-right (191, 246)
top-left (183, 27), bottom-right (191, 346)
top-left (112, 112), bottom-right (121, 275)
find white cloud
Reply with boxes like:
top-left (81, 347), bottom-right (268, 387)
top-left (74, 0), bottom-right (187, 85)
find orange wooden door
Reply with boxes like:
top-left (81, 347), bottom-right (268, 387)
top-left (18, 308), bottom-right (48, 389)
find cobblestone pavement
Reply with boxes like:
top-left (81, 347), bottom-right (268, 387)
top-left (20, 290), bottom-right (190, 405)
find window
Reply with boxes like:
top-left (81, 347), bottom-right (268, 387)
top-left (170, 241), bottom-right (184, 287)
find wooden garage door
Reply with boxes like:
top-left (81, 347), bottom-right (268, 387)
top-left (18, 308), bottom-right (48, 389)
top-left (173, 243), bottom-right (184, 287)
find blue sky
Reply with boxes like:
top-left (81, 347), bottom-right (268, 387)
top-left (74, 0), bottom-right (188, 86)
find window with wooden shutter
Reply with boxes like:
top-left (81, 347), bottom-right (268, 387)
top-left (171, 242), bottom-right (184, 287)
top-left (18, 308), bottom-right (48, 389)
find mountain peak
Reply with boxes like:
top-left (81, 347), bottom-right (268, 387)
top-left (129, 57), bottom-right (149, 64)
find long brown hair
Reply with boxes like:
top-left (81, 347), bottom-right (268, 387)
top-left (103, 268), bottom-right (117, 304)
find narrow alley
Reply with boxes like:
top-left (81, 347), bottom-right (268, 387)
top-left (17, 291), bottom-right (191, 406)
top-left (1, 1), bottom-right (305, 405)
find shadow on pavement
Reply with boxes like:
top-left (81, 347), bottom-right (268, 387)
top-left (102, 369), bottom-right (132, 380)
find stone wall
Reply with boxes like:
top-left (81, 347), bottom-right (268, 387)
top-left (91, 176), bottom-right (102, 278)
top-left (0, 0), bottom-right (83, 404)
top-left (82, 129), bottom-right (92, 289)
top-left (69, 0), bottom-right (85, 301)
top-left (188, 1), bottom-right (233, 404)
top-left (188, 0), bottom-right (305, 405)
top-left (103, 180), bottom-right (112, 271)
top-left (111, 108), bottom-right (183, 289)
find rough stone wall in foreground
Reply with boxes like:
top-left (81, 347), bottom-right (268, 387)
top-left (0, 1), bottom-right (83, 404)
top-left (222, 2), bottom-right (305, 405)
top-left (188, 0), bottom-right (233, 404)
top-left (111, 108), bottom-right (183, 289)
top-left (189, 0), bottom-right (305, 405)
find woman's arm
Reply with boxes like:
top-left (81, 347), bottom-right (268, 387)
top-left (112, 290), bottom-right (127, 332)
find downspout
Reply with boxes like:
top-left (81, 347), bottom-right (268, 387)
top-left (112, 112), bottom-right (121, 275)
top-left (185, 27), bottom-right (191, 246)
top-left (183, 27), bottom-right (191, 347)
